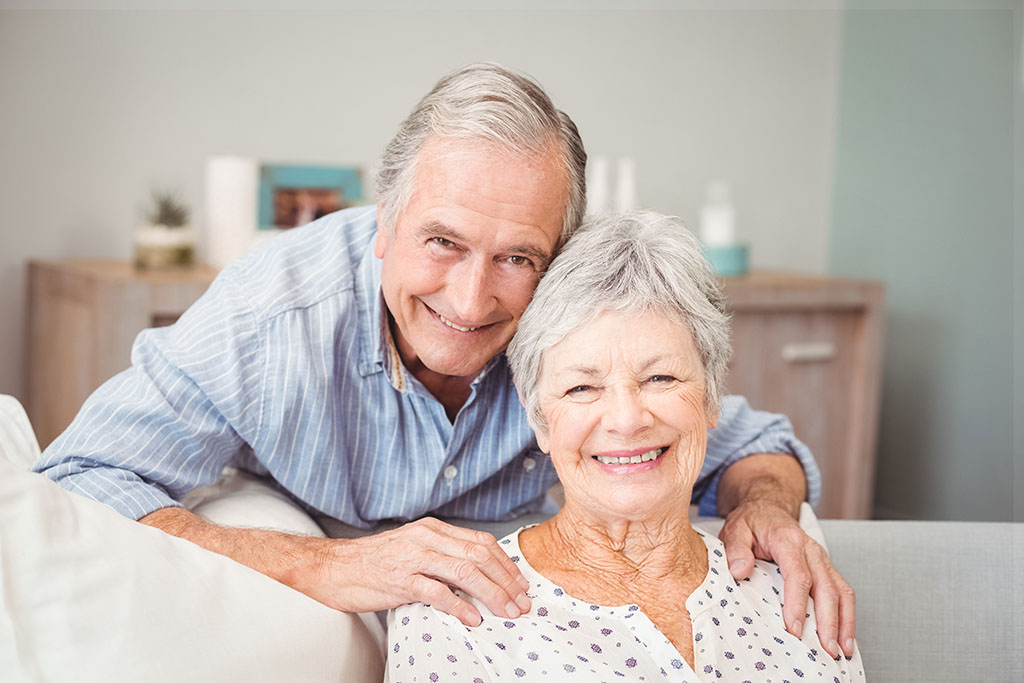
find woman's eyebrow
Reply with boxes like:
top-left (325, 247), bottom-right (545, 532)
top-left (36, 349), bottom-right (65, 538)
top-left (555, 365), bottom-right (602, 379)
top-left (636, 355), bottom-right (672, 374)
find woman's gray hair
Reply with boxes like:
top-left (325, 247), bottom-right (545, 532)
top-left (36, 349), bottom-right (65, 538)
top-left (373, 62), bottom-right (587, 248)
top-left (507, 210), bottom-right (732, 436)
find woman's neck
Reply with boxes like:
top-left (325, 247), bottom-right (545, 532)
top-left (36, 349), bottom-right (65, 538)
top-left (524, 504), bottom-right (708, 592)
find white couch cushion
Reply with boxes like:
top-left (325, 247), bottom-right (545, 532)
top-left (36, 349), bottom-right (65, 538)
top-left (0, 395), bottom-right (384, 682)
top-left (0, 395), bottom-right (41, 468)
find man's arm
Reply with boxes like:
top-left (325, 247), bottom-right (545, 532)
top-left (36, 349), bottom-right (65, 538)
top-left (716, 453), bottom-right (856, 661)
top-left (140, 507), bottom-right (532, 627)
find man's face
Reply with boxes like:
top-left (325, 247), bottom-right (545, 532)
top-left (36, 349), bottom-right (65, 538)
top-left (375, 136), bottom-right (568, 380)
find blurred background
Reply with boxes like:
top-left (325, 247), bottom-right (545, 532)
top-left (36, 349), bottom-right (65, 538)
top-left (1, 0), bottom-right (1019, 522)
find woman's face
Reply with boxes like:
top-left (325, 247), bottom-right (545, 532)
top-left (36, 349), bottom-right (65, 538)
top-left (536, 309), bottom-right (718, 522)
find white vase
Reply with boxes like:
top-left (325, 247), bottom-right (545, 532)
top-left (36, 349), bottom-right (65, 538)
top-left (133, 225), bottom-right (197, 269)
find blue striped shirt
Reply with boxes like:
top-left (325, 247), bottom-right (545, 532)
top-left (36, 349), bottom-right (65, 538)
top-left (34, 206), bottom-right (820, 525)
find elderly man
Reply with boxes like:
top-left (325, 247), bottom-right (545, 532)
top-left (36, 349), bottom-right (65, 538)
top-left (34, 63), bottom-right (854, 659)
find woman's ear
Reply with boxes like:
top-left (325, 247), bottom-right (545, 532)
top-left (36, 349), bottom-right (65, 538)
top-left (519, 392), bottom-right (550, 453)
top-left (535, 428), bottom-right (550, 454)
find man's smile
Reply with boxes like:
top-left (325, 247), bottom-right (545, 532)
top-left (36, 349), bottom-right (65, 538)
top-left (422, 300), bottom-right (502, 335)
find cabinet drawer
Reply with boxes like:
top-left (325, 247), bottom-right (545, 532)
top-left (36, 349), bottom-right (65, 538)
top-left (727, 310), bottom-right (862, 519)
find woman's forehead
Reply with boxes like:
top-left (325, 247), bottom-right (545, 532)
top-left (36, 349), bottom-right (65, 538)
top-left (541, 310), bottom-right (699, 374)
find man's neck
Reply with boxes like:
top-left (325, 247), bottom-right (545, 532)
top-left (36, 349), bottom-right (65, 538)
top-left (407, 359), bottom-right (474, 422)
top-left (387, 316), bottom-right (477, 422)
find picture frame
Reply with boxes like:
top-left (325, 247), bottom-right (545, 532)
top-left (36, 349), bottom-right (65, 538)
top-left (257, 163), bottom-right (363, 231)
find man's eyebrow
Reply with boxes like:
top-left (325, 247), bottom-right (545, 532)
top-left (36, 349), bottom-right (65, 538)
top-left (420, 222), bottom-right (552, 263)
top-left (508, 243), bottom-right (552, 263)
top-left (420, 222), bottom-right (467, 242)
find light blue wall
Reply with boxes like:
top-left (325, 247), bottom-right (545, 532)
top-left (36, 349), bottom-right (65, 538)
top-left (830, 9), bottom-right (1017, 521)
top-left (1015, 4), bottom-right (1024, 524)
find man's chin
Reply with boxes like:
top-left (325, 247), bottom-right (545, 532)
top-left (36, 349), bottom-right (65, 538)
top-left (420, 354), bottom-right (494, 379)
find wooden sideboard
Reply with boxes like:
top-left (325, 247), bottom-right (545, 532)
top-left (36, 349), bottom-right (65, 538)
top-left (25, 260), bottom-right (218, 449)
top-left (722, 272), bottom-right (884, 519)
top-left (26, 262), bottom-right (883, 518)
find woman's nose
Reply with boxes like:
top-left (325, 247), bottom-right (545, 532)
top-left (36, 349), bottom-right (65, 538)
top-left (601, 388), bottom-right (654, 437)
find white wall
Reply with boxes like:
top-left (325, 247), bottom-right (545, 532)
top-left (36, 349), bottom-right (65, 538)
top-left (0, 8), bottom-right (842, 401)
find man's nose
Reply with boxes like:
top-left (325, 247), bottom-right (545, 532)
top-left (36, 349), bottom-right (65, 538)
top-left (601, 387), bottom-right (654, 438)
top-left (448, 256), bottom-right (496, 323)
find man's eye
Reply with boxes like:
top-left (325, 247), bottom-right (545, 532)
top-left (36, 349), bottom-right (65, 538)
top-left (429, 237), bottom-right (456, 248)
top-left (507, 255), bottom-right (533, 267)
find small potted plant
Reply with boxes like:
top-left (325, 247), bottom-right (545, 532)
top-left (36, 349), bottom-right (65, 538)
top-left (134, 190), bottom-right (196, 270)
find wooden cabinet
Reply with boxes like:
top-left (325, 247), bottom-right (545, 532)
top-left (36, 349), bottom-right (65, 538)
top-left (25, 260), bottom-right (218, 449)
top-left (25, 262), bottom-right (883, 519)
top-left (723, 273), bottom-right (885, 519)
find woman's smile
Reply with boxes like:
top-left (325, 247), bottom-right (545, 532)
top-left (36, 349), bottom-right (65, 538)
top-left (591, 445), bottom-right (669, 473)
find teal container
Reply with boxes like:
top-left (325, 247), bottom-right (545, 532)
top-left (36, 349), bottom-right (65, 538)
top-left (703, 244), bottom-right (749, 277)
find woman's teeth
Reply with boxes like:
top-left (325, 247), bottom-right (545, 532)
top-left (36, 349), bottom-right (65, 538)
top-left (594, 448), bottom-right (665, 465)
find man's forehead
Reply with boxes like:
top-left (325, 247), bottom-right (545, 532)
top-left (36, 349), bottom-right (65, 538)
top-left (399, 136), bottom-right (569, 254)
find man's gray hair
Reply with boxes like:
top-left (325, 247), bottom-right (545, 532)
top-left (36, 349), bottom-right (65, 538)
top-left (374, 62), bottom-right (587, 248)
top-left (507, 210), bottom-right (732, 436)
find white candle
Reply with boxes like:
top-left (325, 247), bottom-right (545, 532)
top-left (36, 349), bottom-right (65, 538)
top-left (204, 156), bottom-right (259, 269)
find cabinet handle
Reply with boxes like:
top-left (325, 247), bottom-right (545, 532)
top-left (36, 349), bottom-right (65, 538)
top-left (781, 341), bottom-right (837, 363)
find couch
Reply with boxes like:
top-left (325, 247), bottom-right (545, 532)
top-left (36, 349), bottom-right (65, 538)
top-left (1, 395), bottom-right (1020, 681)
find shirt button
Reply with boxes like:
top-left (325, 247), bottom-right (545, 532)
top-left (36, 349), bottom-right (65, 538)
top-left (523, 457), bottom-right (536, 472)
top-left (443, 465), bottom-right (458, 480)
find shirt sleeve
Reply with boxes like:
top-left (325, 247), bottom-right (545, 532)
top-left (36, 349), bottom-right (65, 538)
top-left (691, 395), bottom-right (821, 516)
top-left (32, 269), bottom-right (266, 520)
top-left (388, 603), bottom-right (495, 683)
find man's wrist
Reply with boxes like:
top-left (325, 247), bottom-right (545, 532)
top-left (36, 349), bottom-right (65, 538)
top-left (716, 452), bottom-right (807, 519)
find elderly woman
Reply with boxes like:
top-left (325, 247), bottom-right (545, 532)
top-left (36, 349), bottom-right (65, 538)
top-left (387, 211), bottom-right (864, 682)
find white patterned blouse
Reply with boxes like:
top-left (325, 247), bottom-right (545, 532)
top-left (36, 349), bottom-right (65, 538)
top-left (388, 526), bottom-right (865, 683)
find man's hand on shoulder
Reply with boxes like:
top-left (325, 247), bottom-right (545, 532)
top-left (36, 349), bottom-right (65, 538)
top-left (303, 517), bottom-right (531, 627)
top-left (142, 509), bottom-right (530, 628)
top-left (719, 499), bottom-right (856, 660)
top-left (715, 453), bottom-right (856, 661)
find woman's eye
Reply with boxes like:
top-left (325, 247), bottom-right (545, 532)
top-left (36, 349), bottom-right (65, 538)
top-left (648, 375), bottom-right (676, 384)
top-left (566, 385), bottom-right (594, 396)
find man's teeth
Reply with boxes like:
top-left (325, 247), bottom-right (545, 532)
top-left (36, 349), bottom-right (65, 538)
top-left (439, 314), bottom-right (479, 332)
top-left (595, 448), bottom-right (664, 465)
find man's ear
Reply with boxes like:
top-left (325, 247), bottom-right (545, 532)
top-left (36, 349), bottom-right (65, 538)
top-left (707, 405), bottom-right (719, 430)
top-left (374, 205), bottom-right (390, 259)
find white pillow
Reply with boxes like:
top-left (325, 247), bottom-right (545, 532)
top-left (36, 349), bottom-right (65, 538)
top-left (0, 395), bottom-right (41, 468)
top-left (0, 396), bottom-right (384, 683)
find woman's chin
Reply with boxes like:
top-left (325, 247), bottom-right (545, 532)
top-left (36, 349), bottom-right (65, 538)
top-left (578, 485), bottom-right (686, 524)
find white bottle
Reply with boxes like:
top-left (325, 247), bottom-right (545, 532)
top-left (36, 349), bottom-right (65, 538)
top-left (614, 157), bottom-right (636, 213)
top-left (699, 182), bottom-right (736, 247)
top-left (586, 156), bottom-right (610, 215)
